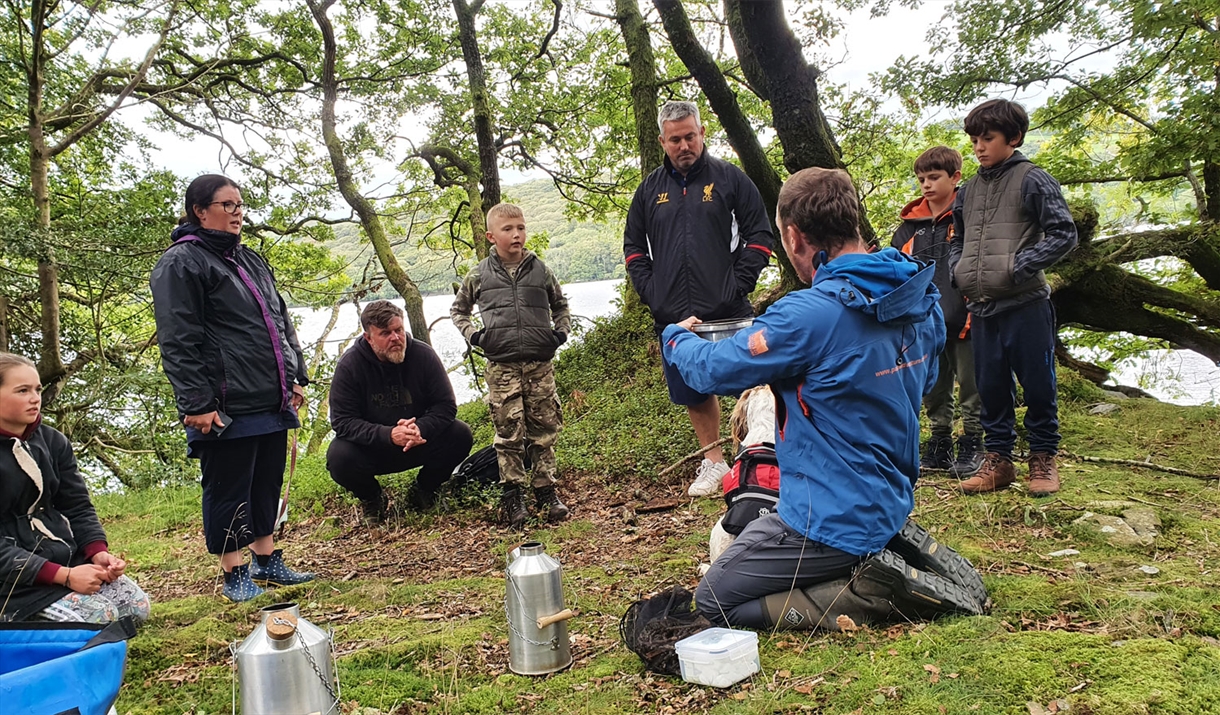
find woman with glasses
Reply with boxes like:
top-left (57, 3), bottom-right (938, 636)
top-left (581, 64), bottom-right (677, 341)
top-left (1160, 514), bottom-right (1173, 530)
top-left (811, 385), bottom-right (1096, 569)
top-left (150, 174), bottom-right (314, 602)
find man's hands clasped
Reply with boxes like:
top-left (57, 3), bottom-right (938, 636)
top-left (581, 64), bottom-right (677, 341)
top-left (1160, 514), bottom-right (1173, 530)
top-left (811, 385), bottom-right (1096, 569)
top-left (391, 417), bottom-right (426, 452)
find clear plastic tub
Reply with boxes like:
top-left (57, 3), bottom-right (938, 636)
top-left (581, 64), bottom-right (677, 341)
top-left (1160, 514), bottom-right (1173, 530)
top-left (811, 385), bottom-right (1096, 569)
top-left (673, 627), bottom-right (759, 687)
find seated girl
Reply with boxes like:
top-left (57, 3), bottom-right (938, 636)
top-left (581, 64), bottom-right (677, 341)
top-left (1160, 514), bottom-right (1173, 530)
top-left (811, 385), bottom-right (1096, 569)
top-left (0, 353), bottom-right (150, 625)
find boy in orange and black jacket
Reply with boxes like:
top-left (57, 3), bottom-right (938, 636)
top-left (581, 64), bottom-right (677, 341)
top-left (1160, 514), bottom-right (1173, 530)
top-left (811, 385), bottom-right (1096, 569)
top-left (891, 146), bottom-right (983, 478)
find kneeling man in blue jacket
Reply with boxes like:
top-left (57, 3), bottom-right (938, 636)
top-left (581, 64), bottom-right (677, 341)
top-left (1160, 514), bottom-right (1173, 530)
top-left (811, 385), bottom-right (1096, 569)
top-left (665, 168), bottom-right (983, 630)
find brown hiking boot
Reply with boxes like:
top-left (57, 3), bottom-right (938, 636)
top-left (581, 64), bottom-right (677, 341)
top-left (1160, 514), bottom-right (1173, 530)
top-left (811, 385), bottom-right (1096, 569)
top-left (959, 452), bottom-right (1016, 494)
top-left (1027, 452), bottom-right (1061, 497)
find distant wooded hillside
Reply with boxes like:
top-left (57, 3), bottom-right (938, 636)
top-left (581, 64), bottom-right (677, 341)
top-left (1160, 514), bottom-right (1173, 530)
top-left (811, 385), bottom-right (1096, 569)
top-left (322, 179), bottom-right (625, 296)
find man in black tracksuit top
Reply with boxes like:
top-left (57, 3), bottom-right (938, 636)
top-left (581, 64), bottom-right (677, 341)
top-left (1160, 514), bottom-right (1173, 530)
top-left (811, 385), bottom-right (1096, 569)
top-left (327, 300), bottom-right (473, 522)
top-left (623, 100), bottom-right (774, 498)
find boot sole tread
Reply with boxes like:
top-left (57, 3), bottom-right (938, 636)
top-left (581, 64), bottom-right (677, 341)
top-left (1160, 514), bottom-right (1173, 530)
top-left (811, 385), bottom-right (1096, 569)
top-left (864, 550), bottom-right (983, 616)
top-left (888, 522), bottom-right (988, 607)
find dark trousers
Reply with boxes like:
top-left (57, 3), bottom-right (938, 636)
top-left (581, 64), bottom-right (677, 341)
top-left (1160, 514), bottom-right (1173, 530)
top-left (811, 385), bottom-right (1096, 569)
top-left (326, 419), bottom-right (473, 501)
top-left (695, 514), bottom-right (863, 629)
top-left (971, 298), bottom-right (1060, 458)
top-left (196, 431), bottom-right (287, 555)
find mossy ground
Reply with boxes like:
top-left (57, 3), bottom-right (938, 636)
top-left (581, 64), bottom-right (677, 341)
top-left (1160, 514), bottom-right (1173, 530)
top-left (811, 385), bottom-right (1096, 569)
top-left (101, 305), bottom-right (1220, 714)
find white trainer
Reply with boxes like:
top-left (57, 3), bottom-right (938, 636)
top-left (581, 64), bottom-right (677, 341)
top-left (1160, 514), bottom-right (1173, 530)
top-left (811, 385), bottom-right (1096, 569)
top-left (688, 458), bottom-right (729, 497)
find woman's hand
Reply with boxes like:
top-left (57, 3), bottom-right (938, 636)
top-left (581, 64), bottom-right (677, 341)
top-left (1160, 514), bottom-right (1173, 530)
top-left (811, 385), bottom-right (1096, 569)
top-left (65, 564), bottom-right (109, 594)
top-left (291, 384), bottom-right (305, 410)
top-left (91, 551), bottom-right (126, 581)
top-left (183, 411), bottom-right (225, 433)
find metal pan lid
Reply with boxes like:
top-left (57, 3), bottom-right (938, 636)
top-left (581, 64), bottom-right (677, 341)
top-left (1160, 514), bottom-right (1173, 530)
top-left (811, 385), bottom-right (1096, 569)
top-left (690, 318), bottom-right (755, 333)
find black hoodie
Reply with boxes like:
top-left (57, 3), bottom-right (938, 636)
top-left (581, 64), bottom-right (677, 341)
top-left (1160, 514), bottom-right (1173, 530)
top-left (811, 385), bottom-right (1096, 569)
top-left (328, 335), bottom-right (458, 446)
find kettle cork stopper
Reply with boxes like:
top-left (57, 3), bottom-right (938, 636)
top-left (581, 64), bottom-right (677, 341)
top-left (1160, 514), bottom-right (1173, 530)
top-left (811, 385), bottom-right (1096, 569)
top-left (266, 612), bottom-right (298, 641)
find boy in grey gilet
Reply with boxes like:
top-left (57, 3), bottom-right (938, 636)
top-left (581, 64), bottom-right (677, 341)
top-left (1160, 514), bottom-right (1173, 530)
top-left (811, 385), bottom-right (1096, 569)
top-left (451, 203), bottom-right (572, 530)
top-left (948, 99), bottom-right (1078, 497)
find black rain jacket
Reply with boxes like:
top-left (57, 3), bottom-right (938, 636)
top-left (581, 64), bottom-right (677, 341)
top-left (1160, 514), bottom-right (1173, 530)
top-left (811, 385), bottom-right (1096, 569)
top-left (0, 422), bottom-right (107, 621)
top-left (623, 151), bottom-right (774, 328)
top-left (150, 225), bottom-right (309, 417)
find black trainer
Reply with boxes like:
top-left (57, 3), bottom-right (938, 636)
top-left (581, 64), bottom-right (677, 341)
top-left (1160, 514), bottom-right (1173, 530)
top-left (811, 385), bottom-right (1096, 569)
top-left (950, 434), bottom-right (985, 478)
top-left (500, 485), bottom-right (529, 531)
top-left (534, 485), bottom-right (569, 523)
top-left (856, 549), bottom-right (983, 619)
top-left (920, 435), bottom-right (954, 471)
top-left (885, 518), bottom-right (988, 608)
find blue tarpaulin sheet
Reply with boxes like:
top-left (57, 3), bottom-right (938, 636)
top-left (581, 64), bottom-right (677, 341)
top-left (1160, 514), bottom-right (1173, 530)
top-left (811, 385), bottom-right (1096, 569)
top-left (0, 618), bottom-right (132, 715)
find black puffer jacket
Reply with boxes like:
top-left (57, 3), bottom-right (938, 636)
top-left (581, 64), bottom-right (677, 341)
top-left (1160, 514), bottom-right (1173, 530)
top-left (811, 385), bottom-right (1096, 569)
top-left (623, 151), bottom-right (774, 327)
top-left (449, 251), bottom-right (571, 363)
top-left (0, 422), bottom-right (106, 621)
top-left (150, 225), bottom-right (309, 417)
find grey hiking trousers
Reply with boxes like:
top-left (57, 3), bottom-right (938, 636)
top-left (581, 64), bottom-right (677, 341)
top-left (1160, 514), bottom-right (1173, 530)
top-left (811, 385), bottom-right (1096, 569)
top-left (926, 336), bottom-right (981, 437)
top-left (695, 514), bottom-right (863, 629)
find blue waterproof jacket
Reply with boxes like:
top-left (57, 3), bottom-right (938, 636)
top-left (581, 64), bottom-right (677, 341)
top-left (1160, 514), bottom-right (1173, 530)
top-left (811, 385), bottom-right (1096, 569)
top-left (662, 248), bottom-right (945, 555)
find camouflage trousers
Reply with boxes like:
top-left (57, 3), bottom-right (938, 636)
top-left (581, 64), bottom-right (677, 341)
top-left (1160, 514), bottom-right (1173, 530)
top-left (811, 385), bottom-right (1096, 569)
top-left (486, 360), bottom-right (562, 488)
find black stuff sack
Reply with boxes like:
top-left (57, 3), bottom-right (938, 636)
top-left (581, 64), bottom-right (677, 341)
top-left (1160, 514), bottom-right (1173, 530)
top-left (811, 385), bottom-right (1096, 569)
top-left (449, 445), bottom-right (532, 490)
top-left (619, 586), bottom-right (713, 676)
top-left (450, 444), bottom-right (500, 489)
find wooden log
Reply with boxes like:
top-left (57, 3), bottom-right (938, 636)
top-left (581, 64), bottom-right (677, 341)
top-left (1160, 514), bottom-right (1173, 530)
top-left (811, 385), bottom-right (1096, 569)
top-left (657, 437), bottom-right (731, 477)
top-left (1061, 451), bottom-right (1218, 481)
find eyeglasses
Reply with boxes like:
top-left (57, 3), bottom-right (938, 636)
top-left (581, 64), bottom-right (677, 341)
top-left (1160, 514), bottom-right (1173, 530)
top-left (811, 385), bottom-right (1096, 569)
top-left (208, 201), bottom-right (246, 215)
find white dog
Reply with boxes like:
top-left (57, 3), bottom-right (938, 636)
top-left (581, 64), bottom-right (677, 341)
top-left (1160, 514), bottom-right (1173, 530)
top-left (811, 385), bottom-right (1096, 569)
top-left (707, 386), bottom-right (778, 564)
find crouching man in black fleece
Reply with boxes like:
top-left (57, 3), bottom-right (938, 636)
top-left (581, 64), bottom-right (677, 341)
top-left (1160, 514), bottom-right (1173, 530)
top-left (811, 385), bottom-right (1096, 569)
top-left (327, 300), bottom-right (473, 523)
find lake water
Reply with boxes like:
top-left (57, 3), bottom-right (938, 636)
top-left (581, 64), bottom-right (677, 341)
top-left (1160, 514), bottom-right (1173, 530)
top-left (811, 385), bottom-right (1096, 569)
top-left (292, 279), bottom-right (1219, 407)
top-left (291, 279), bottom-right (624, 404)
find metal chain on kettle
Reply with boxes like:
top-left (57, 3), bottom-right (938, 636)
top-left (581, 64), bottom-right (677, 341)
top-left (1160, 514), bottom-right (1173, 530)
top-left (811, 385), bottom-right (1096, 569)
top-left (504, 574), bottom-right (560, 649)
top-left (296, 630), bottom-right (341, 710)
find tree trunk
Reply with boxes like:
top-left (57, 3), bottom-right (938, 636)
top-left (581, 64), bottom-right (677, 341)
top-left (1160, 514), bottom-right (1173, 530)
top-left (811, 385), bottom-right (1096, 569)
top-left (1038, 205), bottom-right (1220, 365)
top-left (468, 183), bottom-right (489, 260)
top-left (0, 295), bottom-right (8, 352)
top-left (28, 0), bottom-right (66, 404)
top-left (615, 0), bottom-right (664, 176)
top-left (307, 0), bottom-right (430, 344)
top-left (724, 0), bottom-right (840, 174)
top-left (613, 0), bottom-right (664, 318)
top-left (89, 443), bottom-right (132, 490)
top-left (417, 144), bottom-right (489, 260)
top-left (652, 0), bottom-right (799, 291)
top-left (1204, 160), bottom-right (1219, 222)
top-left (724, 0), bottom-right (875, 245)
top-left (454, 0), bottom-right (501, 213)
top-left (1053, 266), bottom-right (1220, 362)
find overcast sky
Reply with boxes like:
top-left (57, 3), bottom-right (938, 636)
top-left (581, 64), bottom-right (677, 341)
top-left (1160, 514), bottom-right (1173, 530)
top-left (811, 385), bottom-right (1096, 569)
top-left (129, 0), bottom-right (1010, 185)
